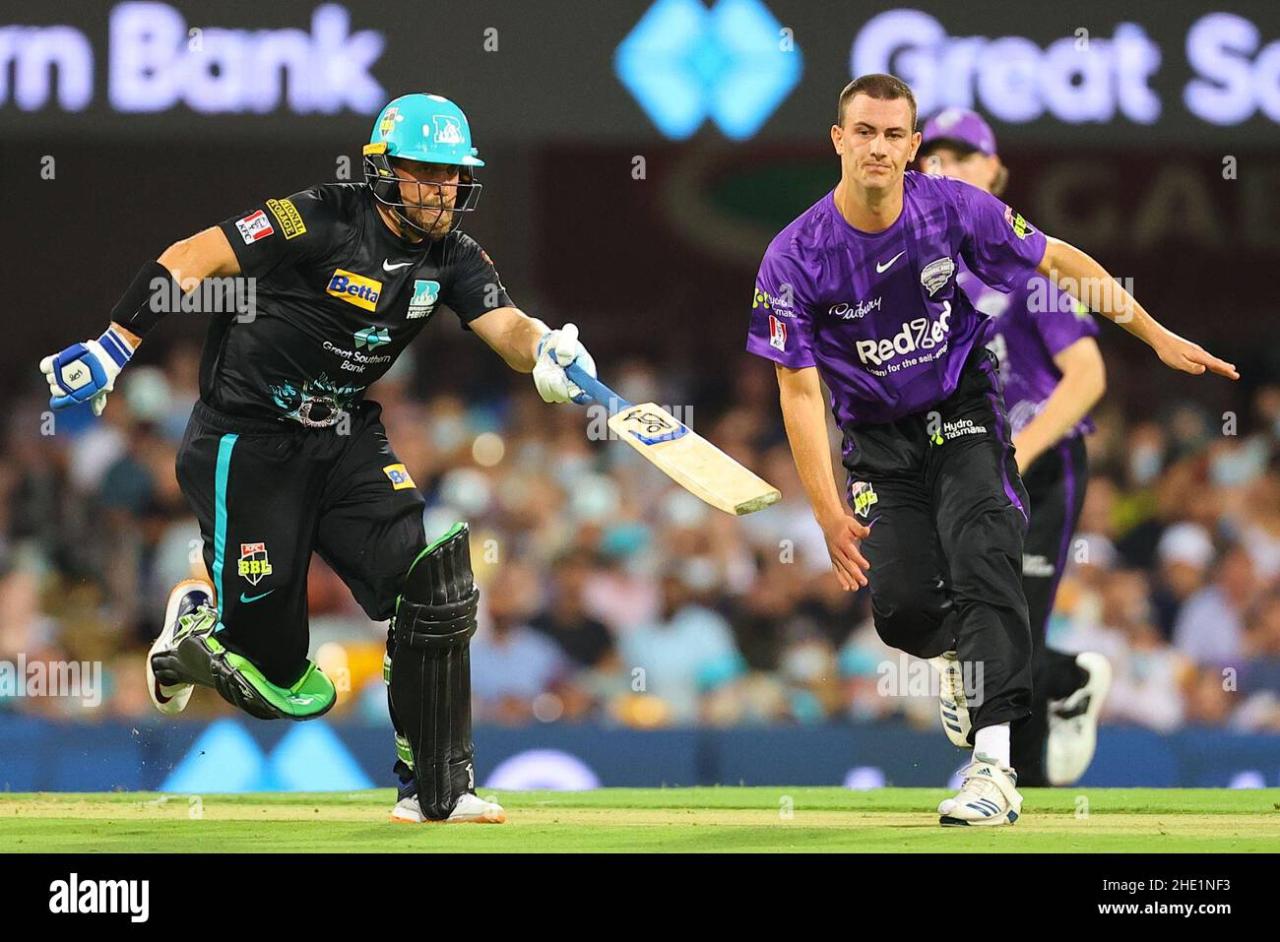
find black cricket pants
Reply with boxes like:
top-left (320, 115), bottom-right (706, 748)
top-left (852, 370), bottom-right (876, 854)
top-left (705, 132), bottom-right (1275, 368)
top-left (842, 347), bottom-right (1032, 737)
top-left (175, 399), bottom-right (427, 687)
top-left (1009, 435), bottom-right (1091, 785)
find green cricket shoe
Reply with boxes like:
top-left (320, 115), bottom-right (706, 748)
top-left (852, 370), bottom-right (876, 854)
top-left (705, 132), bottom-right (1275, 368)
top-left (147, 579), bottom-right (215, 715)
top-left (150, 604), bottom-right (337, 721)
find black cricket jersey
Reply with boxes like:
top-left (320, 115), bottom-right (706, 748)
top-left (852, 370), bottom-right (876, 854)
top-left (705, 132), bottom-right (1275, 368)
top-left (207, 183), bottom-right (512, 427)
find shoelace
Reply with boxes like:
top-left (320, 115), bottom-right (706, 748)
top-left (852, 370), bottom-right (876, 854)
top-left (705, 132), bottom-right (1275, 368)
top-left (175, 605), bottom-right (218, 641)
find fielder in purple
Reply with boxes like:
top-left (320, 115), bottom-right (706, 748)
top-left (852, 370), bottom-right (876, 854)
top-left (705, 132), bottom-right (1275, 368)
top-left (750, 163), bottom-right (1038, 735)
top-left (750, 75), bottom-right (1237, 825)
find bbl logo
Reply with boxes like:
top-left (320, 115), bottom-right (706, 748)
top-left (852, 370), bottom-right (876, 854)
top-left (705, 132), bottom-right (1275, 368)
top-left (379, 106), bottom-right (400, 137)
top-left (1004, 205), bottom-right (1035, 239)
top-left (238, 542), bottom-right (273, 585)
top-left (851, 481), bottom-right (879, 518)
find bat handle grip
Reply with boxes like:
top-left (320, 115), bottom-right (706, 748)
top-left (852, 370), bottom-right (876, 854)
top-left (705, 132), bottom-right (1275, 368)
top-left (565, 361), bottom-right (631, 409)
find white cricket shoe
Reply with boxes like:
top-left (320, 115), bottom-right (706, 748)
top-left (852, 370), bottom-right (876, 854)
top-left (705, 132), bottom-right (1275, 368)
top-left (1046, 651), bottom-right (1112, 786)
top-left (929, 651), bottom-right (972, 748)
top-left (390, 793), bottom-right (507, 824)
top-left (146, 579), bottom-right (215, 715)
top-left (938, 754), bottom-right (1022, 827)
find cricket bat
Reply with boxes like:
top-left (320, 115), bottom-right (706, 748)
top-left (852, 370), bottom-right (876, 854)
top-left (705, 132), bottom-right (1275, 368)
top-left (565, 362), bottom-right (781, 516)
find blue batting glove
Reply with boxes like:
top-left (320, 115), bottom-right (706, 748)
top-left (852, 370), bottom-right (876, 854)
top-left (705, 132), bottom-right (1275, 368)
top-left (39, 327), bottom-right (136, 416)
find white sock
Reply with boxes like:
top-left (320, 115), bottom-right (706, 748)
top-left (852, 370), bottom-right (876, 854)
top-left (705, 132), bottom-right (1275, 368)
top-left (973, 724), bottom-right (1011, 768)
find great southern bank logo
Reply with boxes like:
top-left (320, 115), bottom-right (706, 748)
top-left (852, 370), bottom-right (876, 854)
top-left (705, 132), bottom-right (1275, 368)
top-left (614, 0), bottom-right (803, 140)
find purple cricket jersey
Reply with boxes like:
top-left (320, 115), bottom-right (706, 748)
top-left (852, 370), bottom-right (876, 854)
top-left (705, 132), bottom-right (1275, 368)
top-left (961, 266), bottom-right (1100, 439)
top-left (747, 171), bottom-right (1046, 430)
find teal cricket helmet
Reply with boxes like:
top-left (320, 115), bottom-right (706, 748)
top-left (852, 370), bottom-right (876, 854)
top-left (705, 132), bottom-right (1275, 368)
top-left (363, 93), bottom-right (484, 238)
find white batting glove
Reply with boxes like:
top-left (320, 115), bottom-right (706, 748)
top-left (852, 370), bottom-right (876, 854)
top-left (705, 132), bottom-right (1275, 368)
top-left (533, 323), bottom-right (597, 404)
top-left (39, 327), bottom-right (137, 417)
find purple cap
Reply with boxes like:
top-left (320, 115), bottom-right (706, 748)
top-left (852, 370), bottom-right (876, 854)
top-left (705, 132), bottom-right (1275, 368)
top-left (921, 108), bottom-right (997, 156)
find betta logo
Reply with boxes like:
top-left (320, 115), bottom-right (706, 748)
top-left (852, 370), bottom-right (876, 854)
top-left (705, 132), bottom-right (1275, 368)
top-left (326, 269), bottom-right (382, 312)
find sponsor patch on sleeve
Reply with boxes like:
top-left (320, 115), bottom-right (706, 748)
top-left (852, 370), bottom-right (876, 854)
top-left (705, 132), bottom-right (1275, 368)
top-left (383, 463), bottom-right (416, 490)
top-left (234, 210), bottom-right (274, 244)
top-left (1003, 205), bottom-right (1035, 239)
top-left (266, 198), bottom-right (306, 240)
top-left (768, 314), bottom-right (788, 351)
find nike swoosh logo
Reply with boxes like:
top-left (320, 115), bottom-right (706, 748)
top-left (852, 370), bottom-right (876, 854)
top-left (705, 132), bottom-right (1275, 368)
top-left (239, 590), bottom-right (275, 604)
top-left (876, 251), bottom-right (906, 273)
top-left (383, 259), bottom-right (414, 272)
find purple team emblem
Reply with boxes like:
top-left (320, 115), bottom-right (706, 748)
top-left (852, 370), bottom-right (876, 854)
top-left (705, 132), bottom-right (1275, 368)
top-left (920, 257), bottom-right (956, 297)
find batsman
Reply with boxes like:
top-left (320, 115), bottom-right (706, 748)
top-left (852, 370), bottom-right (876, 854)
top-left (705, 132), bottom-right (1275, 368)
top-left (38, 94), bottom-right (599, 824)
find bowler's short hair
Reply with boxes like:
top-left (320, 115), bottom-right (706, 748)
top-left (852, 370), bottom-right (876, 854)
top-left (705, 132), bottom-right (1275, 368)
top-left (838, 74), bottom-right (917, 130)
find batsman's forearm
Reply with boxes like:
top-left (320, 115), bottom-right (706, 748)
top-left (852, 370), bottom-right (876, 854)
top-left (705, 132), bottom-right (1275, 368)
top-left (110, 322), bottom-right (143, 348)
top-left (497, 312), bottom-right (546, 372)
top-left (778, 384), bottom-right (846, 527)
top-left (1040, 238), bottom-right (1169, 348)
top-left (113, 228), bottom-right (240, 344)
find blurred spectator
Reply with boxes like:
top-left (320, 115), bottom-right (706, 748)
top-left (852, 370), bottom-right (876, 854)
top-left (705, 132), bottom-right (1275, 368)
top-left (529, 550), bottom-right (616, 670)
top-left (1152, 521), bottom-right (1214, 636)
top-left (471, 562), bottom-right (574, 724)
top-left (620, 563), bottom-right (746, 725)
top-left (1173, 544), bottom-right (1257, 666)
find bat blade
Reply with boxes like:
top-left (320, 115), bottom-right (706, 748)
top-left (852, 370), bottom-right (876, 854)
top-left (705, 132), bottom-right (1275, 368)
top-left (607, 402), bottom-right (781, 516)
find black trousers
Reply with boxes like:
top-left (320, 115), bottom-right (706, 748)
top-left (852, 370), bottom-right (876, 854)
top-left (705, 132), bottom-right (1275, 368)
top-left (175, 399), bottom-right (426, 687)
top-left (843, 348), bottom-right (1032, 736)
top-left (1010, 435), bottom-right (1091, 785)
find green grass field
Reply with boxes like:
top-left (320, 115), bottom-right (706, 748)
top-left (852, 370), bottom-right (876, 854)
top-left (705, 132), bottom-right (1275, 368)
top-left (2, 788), bottom-right (1278, 852)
